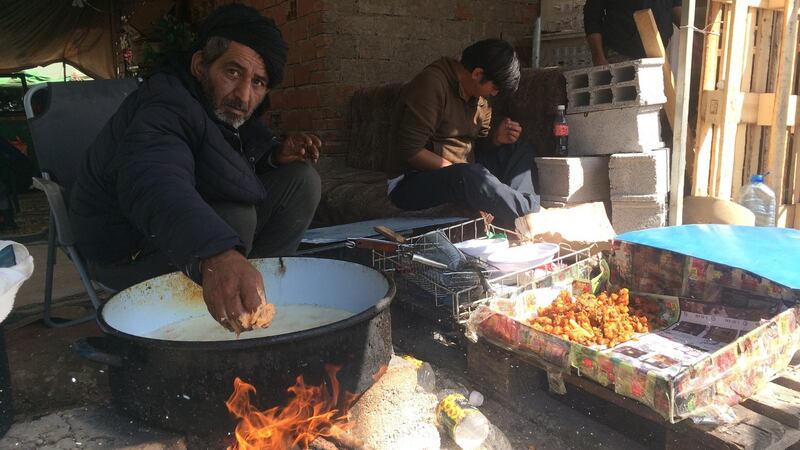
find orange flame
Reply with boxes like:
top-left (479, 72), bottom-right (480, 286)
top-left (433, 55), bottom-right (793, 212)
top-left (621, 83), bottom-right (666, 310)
top-left (226, 365), bottom-right (357, 450)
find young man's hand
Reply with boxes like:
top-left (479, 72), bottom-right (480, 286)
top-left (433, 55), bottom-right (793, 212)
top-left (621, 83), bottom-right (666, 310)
top-left (273, 133), bottom-right (322, 165)
top-left (492, 118), bottom-right (522, 146)
top-left (201, 249), bottom-right (268, 333)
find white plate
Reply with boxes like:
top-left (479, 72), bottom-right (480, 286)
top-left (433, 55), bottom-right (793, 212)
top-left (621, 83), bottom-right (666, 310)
top-left (453, 237), bottom-right (509, 259)
top-left (487, 243), bottom-right (560, 273)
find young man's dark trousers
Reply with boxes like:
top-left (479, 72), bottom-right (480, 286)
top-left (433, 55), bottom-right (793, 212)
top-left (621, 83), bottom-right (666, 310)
top-left (389, 139), bottom-right (540, 229)
top-left (89, 162), bottom-right (321, 291)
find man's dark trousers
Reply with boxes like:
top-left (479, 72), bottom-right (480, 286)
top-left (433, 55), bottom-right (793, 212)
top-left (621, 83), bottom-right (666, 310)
top-left (388, 140), bottom-right (540, 229)
top-left (89, 162), bottom-right (321, 290)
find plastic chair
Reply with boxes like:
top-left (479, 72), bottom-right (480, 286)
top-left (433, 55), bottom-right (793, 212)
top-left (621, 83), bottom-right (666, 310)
top-left (23, 79), bottom-right (139, 327)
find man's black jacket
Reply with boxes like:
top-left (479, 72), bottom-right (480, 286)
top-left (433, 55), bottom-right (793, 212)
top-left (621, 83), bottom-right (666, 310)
top-left (583, 0), bottom-right (681, 59)
top-left (69, 56), bottom-right (279, 277)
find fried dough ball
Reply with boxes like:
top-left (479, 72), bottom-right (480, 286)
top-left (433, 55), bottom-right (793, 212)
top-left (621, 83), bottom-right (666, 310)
top-left (527, 288), bottom-right (651, 348)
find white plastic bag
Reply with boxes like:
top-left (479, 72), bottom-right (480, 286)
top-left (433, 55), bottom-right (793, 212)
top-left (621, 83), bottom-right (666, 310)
top-left (0, 241), bottom-right (34, 323)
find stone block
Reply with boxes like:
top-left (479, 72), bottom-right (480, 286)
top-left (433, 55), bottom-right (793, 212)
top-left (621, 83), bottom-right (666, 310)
top-left (567, 105), bottom-right (664, 155)
top-left (611, 195), bottom-right (667, 234)
top-left (535, 156), bottom-right (610, 203)
top-left (609, 148), bottom-right (669, 197)
top-left (565, 58), bottom-right (666, 114)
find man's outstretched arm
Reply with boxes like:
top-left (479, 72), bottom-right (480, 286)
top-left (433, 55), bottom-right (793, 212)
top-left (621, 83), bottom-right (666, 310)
top-left (584, 0), bottom-right (608, 66)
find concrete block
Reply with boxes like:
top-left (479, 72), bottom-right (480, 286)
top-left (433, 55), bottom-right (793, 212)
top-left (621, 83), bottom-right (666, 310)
top-left (540, 0), bottom-right (585, 32)
top-left (567, 105), bottom-right (664, 155)
top-left (565, 58), bottom-right (666, 114)
top-left (611, 195), bottom-right (667, 234)
top-left (609, 148), bottom-right (670, 197)
top-left (535, 156), bottom-right (610, 203)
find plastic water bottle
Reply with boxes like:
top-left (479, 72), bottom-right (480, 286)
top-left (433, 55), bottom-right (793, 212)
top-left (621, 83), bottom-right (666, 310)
top-left (401, 355), bottom-right (436, 392)
top-left (553, 105), bottom-right (568, 156)
top-left (436, 392), bottom-right (490, 450)
top-left (737, 174), bottom-right (776, 226)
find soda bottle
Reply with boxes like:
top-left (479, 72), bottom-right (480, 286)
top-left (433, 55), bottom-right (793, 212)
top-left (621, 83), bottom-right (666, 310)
top-left (554, 105), bottom-right (568, 156)
top-left (737, 174), bottom-right (776, 226)
top-left (436, 392), bottom-right (490, 450)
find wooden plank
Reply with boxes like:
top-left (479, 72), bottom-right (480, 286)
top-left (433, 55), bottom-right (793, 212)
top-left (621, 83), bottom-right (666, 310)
top-left (672, 404), bottom-right (800, 450)
top-left (766, 0), bottom-right (800, 205)
top-left (733, 7), bottom-right (758, 200)
top-left (774, 366), bottom-right (800, 391)
top-left (711, 4), bottom-right (735, 197)
top-left (745, 10), bottom-right (777, 181)
top-left (635, 9), bottom-right (676, 129)
top-left (694, 2), bottom-right (725, 196)
top-left (669, 0), bottom-right (697, 225)
top-left (561, 371), bottom-right (668, 424)
top-left (743, 382), bottom-right (800, 428)
top-left (795, 202), bottom-right (800, 229)
top-left (777, 204), bottom-right (796, 227)
top-left (716, 0), bottom-right (751, 199)
top-left (715, 0), bottom-right (798, 8)
top-left (792, 146), bottom-right (800, 205)
top-left (701, 92), bottom-right (797, 125)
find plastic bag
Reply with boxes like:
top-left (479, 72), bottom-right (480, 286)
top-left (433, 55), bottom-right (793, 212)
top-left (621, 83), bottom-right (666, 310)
top-left (0, 241), bottom-right (34, 323)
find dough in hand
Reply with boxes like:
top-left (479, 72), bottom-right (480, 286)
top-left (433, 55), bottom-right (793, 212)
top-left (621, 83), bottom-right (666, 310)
top-left (237, 302), bottom-right (276, 331)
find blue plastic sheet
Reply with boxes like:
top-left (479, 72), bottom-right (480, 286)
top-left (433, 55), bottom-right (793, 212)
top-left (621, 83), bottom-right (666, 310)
top-left (616, 225), bottom-right (800, 289)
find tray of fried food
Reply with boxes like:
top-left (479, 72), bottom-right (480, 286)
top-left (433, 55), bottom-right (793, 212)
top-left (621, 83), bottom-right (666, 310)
top-left (527, 288), bottom-right (651, 348)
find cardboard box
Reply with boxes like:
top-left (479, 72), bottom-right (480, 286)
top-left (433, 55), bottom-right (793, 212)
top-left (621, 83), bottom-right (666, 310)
top-left (470, 226), bottom-right (800, 422)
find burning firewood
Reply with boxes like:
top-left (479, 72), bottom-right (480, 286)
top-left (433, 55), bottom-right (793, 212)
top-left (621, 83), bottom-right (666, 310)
top-left (309, 437), bottom-right (338, 450)
top-left (226, 366), bottom-right (360, 450)
top-left (310, 433), bottom-right (375, 450)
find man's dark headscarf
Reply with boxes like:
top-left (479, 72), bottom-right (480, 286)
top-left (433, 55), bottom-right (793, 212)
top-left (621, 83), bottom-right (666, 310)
top-left (194, 4), bottom-right (288, 88)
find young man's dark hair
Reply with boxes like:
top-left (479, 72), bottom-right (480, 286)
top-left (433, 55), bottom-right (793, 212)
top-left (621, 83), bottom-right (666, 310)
top-left (460, 38), bottom-right (521, 97)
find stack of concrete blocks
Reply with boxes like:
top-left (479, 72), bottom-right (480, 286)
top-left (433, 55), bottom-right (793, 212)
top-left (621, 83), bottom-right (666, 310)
top-left (565, 58), bottom-right (666, 155)
top-left (535, 156), bottom-right (610, 211)
top-left (609, 149), bottom-right (670, 233)
top-left (563, 58), bottom-right (670, 233)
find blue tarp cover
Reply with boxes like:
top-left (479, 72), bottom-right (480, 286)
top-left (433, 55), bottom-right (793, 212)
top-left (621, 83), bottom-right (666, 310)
top-left (616, 225), bottom-right (800, 290)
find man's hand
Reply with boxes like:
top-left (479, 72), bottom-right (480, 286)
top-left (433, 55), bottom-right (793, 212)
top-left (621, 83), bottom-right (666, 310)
top-left (592, 54), bottom-right (609, 66)
top-left (492, 118), bottom-right (523, 146)
top-left (201, 249), bottom-right (267, 333)
top-left (273, 133), bottom-right (322, 165)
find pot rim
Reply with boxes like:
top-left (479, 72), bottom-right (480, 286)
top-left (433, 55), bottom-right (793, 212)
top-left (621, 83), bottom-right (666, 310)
top-left (95, 262), bottom-right (395, 351)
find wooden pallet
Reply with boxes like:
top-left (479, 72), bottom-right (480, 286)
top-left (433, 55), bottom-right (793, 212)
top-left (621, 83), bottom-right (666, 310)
top-left (467, 338), bottom-right (800, 450)
top-left (692, 0), bottom-right (800, 228)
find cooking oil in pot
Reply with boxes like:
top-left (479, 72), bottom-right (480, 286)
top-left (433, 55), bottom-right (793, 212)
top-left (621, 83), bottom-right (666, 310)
top-left (147, 304), bottom-right (353, 341)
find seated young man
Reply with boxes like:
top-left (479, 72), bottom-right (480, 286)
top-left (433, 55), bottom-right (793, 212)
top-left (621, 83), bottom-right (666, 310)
top-left (386, 38), bottom-right (540, 236)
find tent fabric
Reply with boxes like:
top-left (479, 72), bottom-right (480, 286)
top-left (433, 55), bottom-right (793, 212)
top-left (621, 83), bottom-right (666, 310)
top-left (0, 0), bottom-right (115, 79)
top-left (616, 224), bottom-right (800, 290)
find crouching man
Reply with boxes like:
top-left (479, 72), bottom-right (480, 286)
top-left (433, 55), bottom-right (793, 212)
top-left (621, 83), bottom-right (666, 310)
top-left (386, 39), bottom-right (540, 236)
top-left (70, 5), bottom-right (321, 332)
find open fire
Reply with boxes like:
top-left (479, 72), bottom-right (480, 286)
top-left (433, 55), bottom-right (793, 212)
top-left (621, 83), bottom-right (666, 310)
top-left (226, 365), bottom-right (358, 450)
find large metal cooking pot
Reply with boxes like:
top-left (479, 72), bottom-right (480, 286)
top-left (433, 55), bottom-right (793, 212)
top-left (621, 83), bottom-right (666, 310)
top-left (76, 257), bottom-right (394, 435)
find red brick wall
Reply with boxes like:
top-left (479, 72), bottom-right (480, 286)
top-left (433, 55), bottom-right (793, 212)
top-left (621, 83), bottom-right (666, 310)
top-left (219, 0), bottom-right (536, 157)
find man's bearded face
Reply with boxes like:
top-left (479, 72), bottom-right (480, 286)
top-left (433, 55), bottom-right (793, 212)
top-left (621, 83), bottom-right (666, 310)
top-left (197, 41), bottom-right (269, 129)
